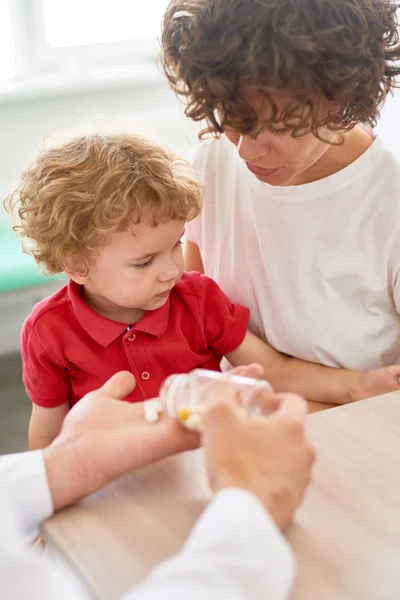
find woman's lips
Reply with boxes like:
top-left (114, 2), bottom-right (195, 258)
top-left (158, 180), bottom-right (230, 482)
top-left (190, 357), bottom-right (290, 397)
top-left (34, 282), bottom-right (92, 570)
top-left (246, 163), bottom-right (280, 177)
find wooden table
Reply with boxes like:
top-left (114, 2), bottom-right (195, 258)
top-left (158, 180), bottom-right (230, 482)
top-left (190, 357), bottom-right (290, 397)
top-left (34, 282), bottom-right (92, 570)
top-left (43, 392), bottom-right (400, 600)
top-left (307, 399), bottom-right (336, 414)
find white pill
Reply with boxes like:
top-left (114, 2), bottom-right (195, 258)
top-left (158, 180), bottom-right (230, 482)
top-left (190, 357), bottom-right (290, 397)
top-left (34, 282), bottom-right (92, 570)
top-left (144, 399), bottom-right (163, 413)
top-left (184, 413), bottom-right (204, 432)
top-left (144, 408), bottom-right (160, 423)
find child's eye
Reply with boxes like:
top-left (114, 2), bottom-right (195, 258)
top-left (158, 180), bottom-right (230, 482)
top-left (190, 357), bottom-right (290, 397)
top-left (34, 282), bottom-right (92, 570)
top-left (134, 257), bottom-right (154, 269)
top-left (174, 239), bottom-right (184, 248)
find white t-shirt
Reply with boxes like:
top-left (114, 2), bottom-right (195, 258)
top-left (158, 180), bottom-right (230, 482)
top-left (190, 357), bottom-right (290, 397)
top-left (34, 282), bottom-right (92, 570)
top-left (187, 135), bottom-right (400, 370)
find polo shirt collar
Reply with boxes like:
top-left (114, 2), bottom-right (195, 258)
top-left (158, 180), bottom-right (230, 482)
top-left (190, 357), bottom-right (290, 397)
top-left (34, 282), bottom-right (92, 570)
top-left (68, 280), bottom-right (170, 347)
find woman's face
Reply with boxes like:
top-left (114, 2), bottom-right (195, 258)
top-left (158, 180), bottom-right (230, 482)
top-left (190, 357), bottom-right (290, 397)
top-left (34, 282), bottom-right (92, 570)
top-left (222, 89), bottom-right (337, 186)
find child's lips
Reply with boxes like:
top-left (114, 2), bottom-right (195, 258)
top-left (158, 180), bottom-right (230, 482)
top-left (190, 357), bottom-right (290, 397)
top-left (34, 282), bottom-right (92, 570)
top-left (155, 289), bottom-right (172, 299)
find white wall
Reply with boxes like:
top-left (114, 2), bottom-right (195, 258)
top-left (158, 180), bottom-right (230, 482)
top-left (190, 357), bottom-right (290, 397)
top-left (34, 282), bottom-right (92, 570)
top-left (375, 89), bottom-right (400, 158)
top-left (0, 79), bottom-right (202, 207)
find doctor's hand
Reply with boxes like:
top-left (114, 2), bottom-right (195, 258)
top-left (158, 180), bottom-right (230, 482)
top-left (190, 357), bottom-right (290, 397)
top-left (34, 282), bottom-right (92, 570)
top-left (202, 384), bottom-right (315, 530)
top-left (43, 371), bottom-right (199, 511)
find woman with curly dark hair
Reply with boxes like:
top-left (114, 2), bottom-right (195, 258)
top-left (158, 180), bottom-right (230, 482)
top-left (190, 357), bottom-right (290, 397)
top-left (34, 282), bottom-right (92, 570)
top-left (161, 0), bottom-right (400, 385)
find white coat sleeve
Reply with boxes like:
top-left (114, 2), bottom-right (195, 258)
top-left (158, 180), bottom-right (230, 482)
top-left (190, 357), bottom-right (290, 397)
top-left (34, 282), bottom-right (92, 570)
top-left (0, 452), bottom-right (294, 600)
top-left (126, 488), bottom-right (295, 600)
top-left (0, 451), bottom-right (91, 599)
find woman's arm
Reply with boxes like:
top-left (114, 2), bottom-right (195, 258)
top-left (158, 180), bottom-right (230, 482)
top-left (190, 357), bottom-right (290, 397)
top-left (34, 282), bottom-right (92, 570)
top-left (226, 330), bottom-right (400, 404)
top-left (184, 241), bottom-right (204, 273)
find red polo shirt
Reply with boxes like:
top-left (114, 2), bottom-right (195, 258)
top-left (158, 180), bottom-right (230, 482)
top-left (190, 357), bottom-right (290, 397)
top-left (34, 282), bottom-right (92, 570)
top-left (21, 272), bottom-right (249, 407)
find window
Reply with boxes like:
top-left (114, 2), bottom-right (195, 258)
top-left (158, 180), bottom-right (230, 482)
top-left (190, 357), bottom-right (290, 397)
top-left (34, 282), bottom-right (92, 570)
top-left (0, 0), bottom-right (16, 84)
top-left (0, 0), bottom-right (170, 96)
top-left (42, 0), bottom-right (169, 47)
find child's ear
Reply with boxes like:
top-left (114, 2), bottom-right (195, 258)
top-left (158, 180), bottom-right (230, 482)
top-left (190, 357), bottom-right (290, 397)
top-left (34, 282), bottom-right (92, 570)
top-left (67, 272), bottom-right (88, 285)
top-left (64, 265), bottom-right (89, 285)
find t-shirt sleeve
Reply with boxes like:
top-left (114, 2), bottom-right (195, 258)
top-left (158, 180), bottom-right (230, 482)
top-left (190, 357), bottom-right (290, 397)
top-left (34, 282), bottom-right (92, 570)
top-left (186, 144), bottom-right (204, 247)
top-left (21, 323), bottom-right (70, 408)
top-left (197, 275), bottom-right (249, 355)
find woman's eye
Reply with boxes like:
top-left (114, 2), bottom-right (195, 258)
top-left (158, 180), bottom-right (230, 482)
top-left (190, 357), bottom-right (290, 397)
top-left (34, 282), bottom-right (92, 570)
top-left (266, 126), bottom-right (290, 137)
top-left (134, 257), bottom-right (154, 269)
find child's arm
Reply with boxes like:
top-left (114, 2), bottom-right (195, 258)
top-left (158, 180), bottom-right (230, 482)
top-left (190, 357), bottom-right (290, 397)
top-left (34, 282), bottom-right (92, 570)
top-left (226, 330), bottom-right (400, 404)
top-left (29, 402), bottom-right (69, 450)
top-left (21, 323), bottom-right (71, 448)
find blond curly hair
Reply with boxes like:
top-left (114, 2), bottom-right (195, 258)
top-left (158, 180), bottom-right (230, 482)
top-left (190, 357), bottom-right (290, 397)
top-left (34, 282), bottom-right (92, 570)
top-left (5, 133), bottom-right (202, 275)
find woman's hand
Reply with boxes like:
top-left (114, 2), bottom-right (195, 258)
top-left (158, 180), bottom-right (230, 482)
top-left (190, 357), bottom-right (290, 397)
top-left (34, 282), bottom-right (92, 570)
top-left (348, 365), bottom-right (400, 403)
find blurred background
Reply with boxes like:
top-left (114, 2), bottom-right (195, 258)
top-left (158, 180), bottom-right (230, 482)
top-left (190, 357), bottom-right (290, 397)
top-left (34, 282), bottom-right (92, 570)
top-left (0, 0), bottom-right (399, 454)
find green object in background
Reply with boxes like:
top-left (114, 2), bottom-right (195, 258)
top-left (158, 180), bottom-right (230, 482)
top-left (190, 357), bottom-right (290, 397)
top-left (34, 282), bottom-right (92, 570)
top-left (0, 224), bottom-right (64, 294)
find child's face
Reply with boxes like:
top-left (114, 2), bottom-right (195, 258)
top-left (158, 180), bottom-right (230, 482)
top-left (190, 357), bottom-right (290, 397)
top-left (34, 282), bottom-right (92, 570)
top-left (72, 219), bottom-right (185, 321)
top-left (222, 88), bottom-right (337, 187)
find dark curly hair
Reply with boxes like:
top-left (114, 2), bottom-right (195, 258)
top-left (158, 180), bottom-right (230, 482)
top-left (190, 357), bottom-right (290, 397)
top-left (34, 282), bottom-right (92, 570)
top-left (161, 0), bottom-right (400, 140)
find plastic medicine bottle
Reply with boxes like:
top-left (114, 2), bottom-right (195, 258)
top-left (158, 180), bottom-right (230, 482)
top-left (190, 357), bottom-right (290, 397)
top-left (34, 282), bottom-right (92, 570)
top-left (159, 369), bottom-right (273, 428)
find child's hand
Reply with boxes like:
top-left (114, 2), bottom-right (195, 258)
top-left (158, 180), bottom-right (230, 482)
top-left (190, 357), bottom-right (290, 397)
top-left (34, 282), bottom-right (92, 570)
top-left (349, 365), bottom-right (400, 403)
top-left (228, 362), bottom-right (264, 379)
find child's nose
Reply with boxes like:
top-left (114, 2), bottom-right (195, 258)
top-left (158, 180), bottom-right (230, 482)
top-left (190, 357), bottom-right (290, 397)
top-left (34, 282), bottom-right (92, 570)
top-left (159, 260), bottom-right (180, 282)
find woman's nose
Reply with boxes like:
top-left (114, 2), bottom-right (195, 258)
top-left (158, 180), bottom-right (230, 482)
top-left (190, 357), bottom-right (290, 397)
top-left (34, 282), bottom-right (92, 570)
top-left (237, 134), bottom-right (270, 162)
